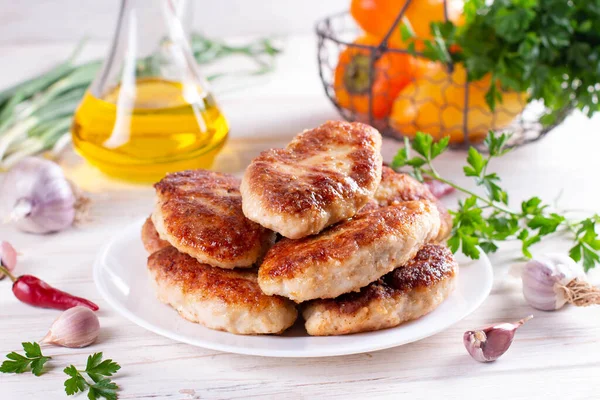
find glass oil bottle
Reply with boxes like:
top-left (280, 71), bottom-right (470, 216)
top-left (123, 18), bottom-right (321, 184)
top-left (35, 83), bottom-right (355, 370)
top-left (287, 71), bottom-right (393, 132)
top-left (72, 0), bottom-right (228, 182)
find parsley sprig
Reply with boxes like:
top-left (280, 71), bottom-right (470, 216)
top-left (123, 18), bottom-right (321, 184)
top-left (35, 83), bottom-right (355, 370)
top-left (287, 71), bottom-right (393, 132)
top-left (392, 132), bottom-right (600, 270)
top-left (0, 342), bottom-right (51, 376)
top-left (1, 343), bottom-right (121, 399)
top-left (64, 353), bottom-right (121, 400)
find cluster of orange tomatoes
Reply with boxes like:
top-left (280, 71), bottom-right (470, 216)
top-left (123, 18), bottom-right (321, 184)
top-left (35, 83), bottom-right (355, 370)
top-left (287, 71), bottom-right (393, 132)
top-left (334, 0), bottom-right (525, 143)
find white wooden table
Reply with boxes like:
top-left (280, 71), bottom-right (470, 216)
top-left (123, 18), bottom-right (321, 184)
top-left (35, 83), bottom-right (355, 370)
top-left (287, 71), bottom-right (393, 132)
top-left (1, 35), bottom-right (600, 400)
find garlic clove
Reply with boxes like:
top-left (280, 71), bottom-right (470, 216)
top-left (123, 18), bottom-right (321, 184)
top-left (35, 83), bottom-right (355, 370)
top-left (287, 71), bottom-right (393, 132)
top-left (0, 241), bottom-right (17, 280)
top-left (464, 315), bottom-right (533, 363)
top-left (41, 306), bottom-right (100, 348)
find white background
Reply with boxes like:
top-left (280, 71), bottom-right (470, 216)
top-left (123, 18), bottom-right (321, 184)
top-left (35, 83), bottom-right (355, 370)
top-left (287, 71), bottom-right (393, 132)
top-left (1, 1), bottom-right (600, 399)
top-left (0, 0), bottom-right (347, 42)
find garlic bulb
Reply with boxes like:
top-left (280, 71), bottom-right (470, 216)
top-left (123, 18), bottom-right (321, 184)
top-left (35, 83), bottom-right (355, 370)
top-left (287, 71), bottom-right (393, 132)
top-left (40, 306), bottom-right (100, 348)
top-left (0, 157), bottom-right (88, 234)
top-left (464, 315), bottom-right (533, 363)
top-left (522, 254), bottom-right (600, 311)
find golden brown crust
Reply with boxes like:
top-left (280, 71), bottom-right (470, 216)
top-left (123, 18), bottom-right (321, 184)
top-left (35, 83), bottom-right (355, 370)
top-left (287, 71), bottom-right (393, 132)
top-left (258, 201), bottom-right (441, 302)
top-left (302, 244), bottom-right (458, 335)
top-left (241, 121), bottom-right (383, 238)
top-left (261, 202), bottom-right (432, 280)
top-left (153, 170), bottom-right (275, 268)
top-left (374, 166), bottom-right (452, 241)
top-left (248, 121), bottom-right (381, 216)
top-left (148, 246), bottom-right (292, 310)
top-left (141, 217), bottom-right (170, 254)
top-left (309, 245), bottom-right (457, 315)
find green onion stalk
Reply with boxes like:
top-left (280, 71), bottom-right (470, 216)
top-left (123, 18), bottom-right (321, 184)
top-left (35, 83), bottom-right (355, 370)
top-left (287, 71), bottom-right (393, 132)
top-left (0, 34), bottom-right (281, 169)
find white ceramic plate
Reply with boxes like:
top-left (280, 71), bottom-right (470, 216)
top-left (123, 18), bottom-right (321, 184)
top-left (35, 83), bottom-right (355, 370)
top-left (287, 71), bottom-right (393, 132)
top-left (94, 218), bottom-right (493, 358)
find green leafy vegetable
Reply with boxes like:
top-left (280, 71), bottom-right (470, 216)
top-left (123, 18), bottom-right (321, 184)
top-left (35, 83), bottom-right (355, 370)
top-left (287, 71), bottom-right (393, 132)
top-left (403, 0), bottom-right (600, 124)
top-left (0, 342), bottom-right (51, 376)
top-left (392, 131), bottom-right (600, 271)
top-left (1, 344), bottom-right (122, 398)
top-left (64, 353), bottom-right (121, 400)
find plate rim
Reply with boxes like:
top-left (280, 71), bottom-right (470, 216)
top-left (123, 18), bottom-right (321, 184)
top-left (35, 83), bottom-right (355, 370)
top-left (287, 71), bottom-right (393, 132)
top-left (94, 218), bottom-right (493, 358)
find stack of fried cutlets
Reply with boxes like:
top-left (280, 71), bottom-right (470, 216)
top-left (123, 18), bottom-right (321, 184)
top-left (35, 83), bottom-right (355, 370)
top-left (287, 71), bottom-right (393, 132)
top-left (142, 121), bottom-right (458, 336)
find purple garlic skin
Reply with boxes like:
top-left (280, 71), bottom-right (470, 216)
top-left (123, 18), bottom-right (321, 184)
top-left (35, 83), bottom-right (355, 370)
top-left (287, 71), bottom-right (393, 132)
top-left (522, 254), bottom-right (584, 311)
top-left (522, 259), bottom-right (563, 311)
top-left (464, 316), bottom-right (533, 363)
top-left (1, 157), bottom-right (76, 234)
top-left (0, 241), bottom-right (18, 280)
top-left (41, 306), bottom-right (100, 348)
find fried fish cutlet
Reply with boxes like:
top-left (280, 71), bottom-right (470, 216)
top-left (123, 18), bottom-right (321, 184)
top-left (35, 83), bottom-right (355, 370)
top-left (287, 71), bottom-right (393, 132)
top-left (141, 217), bottom-right (170, 254)
top-left (258, 200), bottom-right (441, 302)
top-left (302, 244), bottom-right (458, 336)
top-left (373, 166), bottom-right (452, 242)
top-left (148, 246), bottom-right (298, 335)
top-left (240, 121), bottom-right (383, 239)
top-left (152, 170), bottom-right (276, 269)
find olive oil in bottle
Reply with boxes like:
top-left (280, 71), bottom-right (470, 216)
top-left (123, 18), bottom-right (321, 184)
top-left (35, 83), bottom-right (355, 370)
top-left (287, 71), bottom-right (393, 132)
top-left (72, 78), bottom-right (228, 182)
top-left (72, 0), bottom-right (228, 182)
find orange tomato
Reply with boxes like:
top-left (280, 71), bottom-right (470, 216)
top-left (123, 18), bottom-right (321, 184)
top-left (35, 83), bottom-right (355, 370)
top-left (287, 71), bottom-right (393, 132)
top-left (350, 0), bottom-right (464, 43)
top-left (389, 64), bottom-right (526, 144)
top-left (334, 35), bottom-right (420, 119)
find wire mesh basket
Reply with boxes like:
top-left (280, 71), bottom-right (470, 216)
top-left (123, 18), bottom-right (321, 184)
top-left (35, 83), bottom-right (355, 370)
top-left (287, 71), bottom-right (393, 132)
top-left (315, 5), bottom-right (572, 149)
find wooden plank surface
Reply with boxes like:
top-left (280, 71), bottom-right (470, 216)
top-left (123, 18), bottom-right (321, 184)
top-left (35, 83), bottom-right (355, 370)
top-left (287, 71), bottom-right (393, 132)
top-left (1, 36), bottom-right (599, 400)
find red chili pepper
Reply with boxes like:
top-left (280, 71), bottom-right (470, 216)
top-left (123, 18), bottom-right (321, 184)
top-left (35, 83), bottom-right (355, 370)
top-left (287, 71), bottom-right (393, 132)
top-left (0, 266), bottom-right (99, 311)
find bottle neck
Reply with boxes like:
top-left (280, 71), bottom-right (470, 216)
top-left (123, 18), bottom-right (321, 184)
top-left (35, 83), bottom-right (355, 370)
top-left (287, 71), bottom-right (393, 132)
top-left (117, 0), bottom-right (193, 54)
top-left (92, 0), bottom-right (197, 97)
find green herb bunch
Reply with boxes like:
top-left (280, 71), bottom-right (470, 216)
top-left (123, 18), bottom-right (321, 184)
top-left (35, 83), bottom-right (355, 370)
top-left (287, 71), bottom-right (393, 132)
top-left (1, 343), bottom-right (122, 399)
top-left (403, 0), bottom-right (600, 125)
top-left (392, 132), bottom-right (600, 270)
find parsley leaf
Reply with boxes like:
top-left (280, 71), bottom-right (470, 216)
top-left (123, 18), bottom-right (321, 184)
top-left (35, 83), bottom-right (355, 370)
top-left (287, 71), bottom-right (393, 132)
top-left (412, 132), bottom-right (434, 159)
top-left (88, 379), bottom-right (119, 400)
top-left (521, 197), bottom-right (544, 215)
top-left (527, 213), bottom-right (565, 235)
top-left (64, 353), bottom-right (121, 399)
top-left (86, 353), bottom-right (121, 383)
top-left (1, 353), bottom-right (31, 374)
top-left (464, 147), bottom-right (486, 177)
top-left (393, 131), bottom-right (600, 270)
top-left (479, 241), bottom-right (499, 254)
top-left (64, 365), bottom-right (88, 396)
top-left (431, 136), bottom-right (450, 159)
top-left (0, 342), bottom-right (51, 376)
top-left (484, 132), bottom-right (511, 157)
top-left (569, 216), bottom-right (600, 271)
